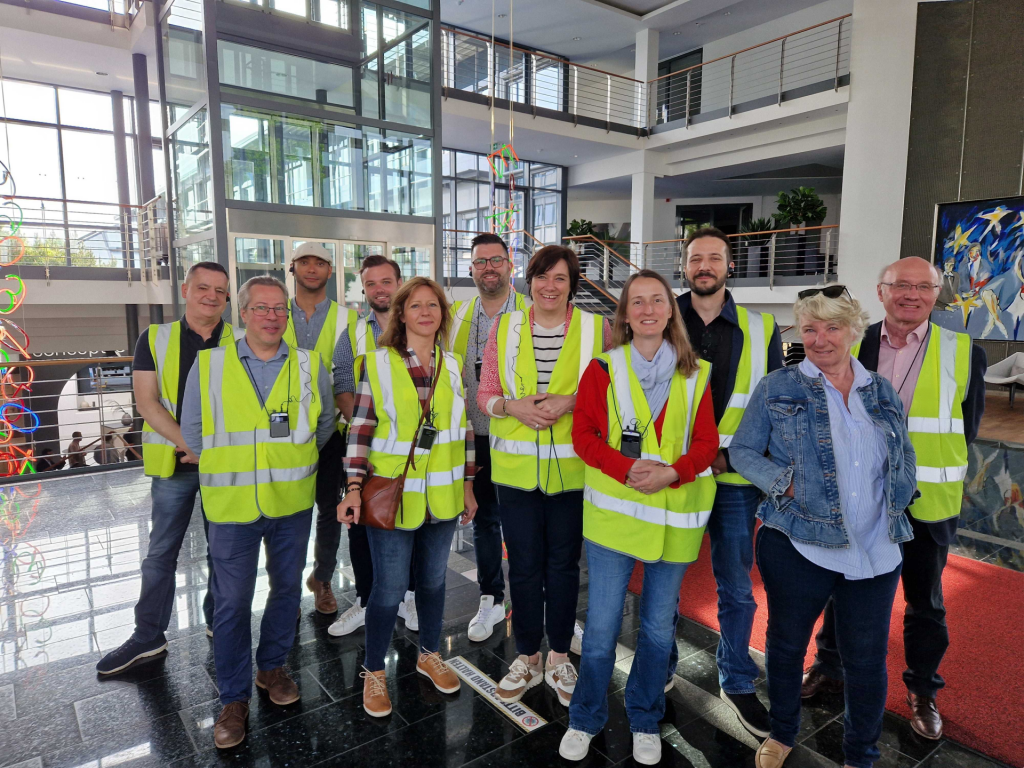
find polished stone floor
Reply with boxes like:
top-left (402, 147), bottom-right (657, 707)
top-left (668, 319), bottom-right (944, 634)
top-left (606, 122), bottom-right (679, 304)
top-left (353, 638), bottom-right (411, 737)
top-left (0, 460), bottom-right (1016, 768)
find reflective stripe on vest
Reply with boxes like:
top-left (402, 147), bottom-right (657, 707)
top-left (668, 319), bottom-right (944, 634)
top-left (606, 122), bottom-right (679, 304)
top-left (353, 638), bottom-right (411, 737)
top-left (365, 346), bottom-right (467, 529)
top-left (142, 321), bottom-right (233, 478)
top-left (197, 342), bottom-right (321, 523)
top-left (448, 292), bottom-right (528, 362)
top-left (716, 306), bottom-right (774, 486)
top-left (351, 316), bottom-right (378, 384)
top-left (489, 306), bottom-right (603, 494)
top-left (583, 346), bottom-right (716, 563)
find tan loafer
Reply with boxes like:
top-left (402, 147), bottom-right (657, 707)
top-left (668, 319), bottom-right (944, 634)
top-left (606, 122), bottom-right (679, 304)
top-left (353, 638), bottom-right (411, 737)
top-left (755, 738), bottom-right (791, 768)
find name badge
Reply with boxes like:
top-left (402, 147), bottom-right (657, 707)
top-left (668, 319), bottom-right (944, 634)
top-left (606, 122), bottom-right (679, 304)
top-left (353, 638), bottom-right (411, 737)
top-left (620, 429), bottom-right (641, 459)
top-left (417, 424), bottom-right (438, 450)
top-left (270, 412), bottom-right (290, 438)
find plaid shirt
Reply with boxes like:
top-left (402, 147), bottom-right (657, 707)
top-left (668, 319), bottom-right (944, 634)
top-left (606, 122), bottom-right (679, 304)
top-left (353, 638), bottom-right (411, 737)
top-left (345, 347), bottom-right (475, 490)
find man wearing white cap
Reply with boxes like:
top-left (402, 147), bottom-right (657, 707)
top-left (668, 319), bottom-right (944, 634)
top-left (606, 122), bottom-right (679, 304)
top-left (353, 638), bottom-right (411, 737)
top-left (283, 242), bottom-right (356, 615)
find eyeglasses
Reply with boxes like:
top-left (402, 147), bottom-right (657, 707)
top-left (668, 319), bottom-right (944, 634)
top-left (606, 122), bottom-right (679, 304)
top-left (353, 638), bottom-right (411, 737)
top-left (472, 256), bottom-right (508, 268)
top-left (798, 285), bottom-right (850, 300)
top-left (247, 305), bottom-right (289, 317)
top-left (879, 281), bottom-right (939, 294)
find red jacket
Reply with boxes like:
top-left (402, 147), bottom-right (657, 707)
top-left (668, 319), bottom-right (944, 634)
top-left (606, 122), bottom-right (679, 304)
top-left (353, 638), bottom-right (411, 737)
top-left (572, 358), bottom-right (719, 488)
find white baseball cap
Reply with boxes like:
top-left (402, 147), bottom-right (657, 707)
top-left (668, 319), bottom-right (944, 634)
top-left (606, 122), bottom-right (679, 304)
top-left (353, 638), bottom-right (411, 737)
top-left (291, 242), bottom-right (334, 266)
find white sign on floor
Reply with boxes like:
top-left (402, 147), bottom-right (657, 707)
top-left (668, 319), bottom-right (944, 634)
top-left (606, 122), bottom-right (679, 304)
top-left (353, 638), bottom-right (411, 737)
top-left (447, 655), bottom-right (548, 732)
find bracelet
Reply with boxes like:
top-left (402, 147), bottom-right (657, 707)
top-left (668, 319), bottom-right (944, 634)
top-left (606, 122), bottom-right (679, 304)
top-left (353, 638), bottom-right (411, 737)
top-left (346, 483), bottom-right (362, 493)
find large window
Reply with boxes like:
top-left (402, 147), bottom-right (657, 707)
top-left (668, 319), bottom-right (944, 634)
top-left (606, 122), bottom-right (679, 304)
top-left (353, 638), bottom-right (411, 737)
top-left (362, 2), bottom-right (431, 128)
top-left (170, 108), bottom-right (214, 236)
top-left (222, 103), bottom-right (431, 216)
top-left (224, 0), bottom-right (350, 29)
top-left (161, 0), bottom-right (207, 122)
top-left (441, 148), bottom-right (564, 275)
top-left (0, 79), bottom-right (154, 267)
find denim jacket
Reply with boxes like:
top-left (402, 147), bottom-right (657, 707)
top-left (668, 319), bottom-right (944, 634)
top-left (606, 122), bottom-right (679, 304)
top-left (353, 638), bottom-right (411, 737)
top-left (730, 365), bottom-right (917, 548)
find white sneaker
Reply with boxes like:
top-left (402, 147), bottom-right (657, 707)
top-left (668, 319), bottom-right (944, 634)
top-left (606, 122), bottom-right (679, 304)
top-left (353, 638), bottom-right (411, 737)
top-left (397, 590), bottom-right (419, 632)
top-left (496, 654), bottom-right (543, 703)
top-left (665, 675), bottom-right (675, 693)
top-left (569, 621), bottom-right (585, 655)
top-left (328, 602), bottom-right (366, 637)
top-left (633, 732), bottom-right (662, 765)
top-left (546, 655), bottom-right (578, 707)
top-left (467, 596), bottom-right (506, 642)
top-left (558, 728), bottom-right (593, 761)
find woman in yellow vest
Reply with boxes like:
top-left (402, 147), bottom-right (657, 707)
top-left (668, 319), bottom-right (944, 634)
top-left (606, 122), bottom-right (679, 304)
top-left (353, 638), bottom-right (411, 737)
top-left (477, 245), bottom-right (610, 708)
top-left (557, 270), bottom-right (719, 764)
top-left (336, 276), bottom-right (478, 719)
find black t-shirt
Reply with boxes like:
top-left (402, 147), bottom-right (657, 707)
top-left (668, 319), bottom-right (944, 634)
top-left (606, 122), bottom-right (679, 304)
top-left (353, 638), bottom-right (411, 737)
top-left (133, 317), bottom-right (227, 473)
top-left (682, 308), bottom-right (734, 424)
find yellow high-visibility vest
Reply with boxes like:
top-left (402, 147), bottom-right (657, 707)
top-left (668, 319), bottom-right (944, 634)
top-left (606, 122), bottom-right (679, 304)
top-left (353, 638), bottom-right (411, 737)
top-left (197, 342), bottom-right (322, 523)
top-left (716, 306), bottom-right (775, 485)
top-left (447, 292), bottom-right (528, 362)
top-left (364, 346), bottom-right (467, 529)
top-left (283, 300), bottom-right (358, 373)
top-left (142, 321), bottom-right (234, 478)
top-left (489, 306), bottom-right (603, 494)
top-left (583, 346), bottom-right (716, 563)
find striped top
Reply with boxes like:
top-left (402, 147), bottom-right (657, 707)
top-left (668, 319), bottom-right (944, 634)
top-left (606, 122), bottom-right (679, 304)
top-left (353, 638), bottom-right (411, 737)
top-left (532, 322), bottom-right (566, 394)
top-left (791, 357), bottom-right (902, 580)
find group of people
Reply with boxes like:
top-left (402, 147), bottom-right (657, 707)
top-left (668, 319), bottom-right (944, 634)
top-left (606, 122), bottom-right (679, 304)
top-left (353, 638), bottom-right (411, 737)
top-left (93, 227), bottom-right (984, 768)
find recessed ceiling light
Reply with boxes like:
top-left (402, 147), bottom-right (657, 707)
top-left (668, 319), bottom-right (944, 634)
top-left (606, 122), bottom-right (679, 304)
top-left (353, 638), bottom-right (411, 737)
top-left (673, 31), bottom-right (682, 35)
top-left (724, 11), bottom-right (730, 15)
top-left (573, 155), bottom-right (578, 158)
top-left (497, 13), bottom-right (506, 17)
top-left (573, 36), bottom-right (582, 41)
top-left (96, 71), bottom-right (108, 76)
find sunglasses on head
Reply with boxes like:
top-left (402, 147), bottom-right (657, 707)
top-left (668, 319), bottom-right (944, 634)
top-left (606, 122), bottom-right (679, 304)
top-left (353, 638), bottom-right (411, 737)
top-left (798, 285), bottom-right (849, 300)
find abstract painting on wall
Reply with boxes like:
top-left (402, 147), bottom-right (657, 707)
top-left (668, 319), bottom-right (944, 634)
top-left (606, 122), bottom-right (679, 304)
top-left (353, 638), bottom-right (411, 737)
top-left (931, 196), bottom-right (1024, 340)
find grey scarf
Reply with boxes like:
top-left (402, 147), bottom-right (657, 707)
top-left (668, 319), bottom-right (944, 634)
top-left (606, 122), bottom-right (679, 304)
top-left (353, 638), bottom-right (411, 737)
top-left (631, 340), bottom-right (677, 419)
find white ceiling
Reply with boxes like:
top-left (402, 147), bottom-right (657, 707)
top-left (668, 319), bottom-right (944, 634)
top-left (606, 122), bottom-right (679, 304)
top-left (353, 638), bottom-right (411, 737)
top-left (441, 0), bottom-right (833, 72)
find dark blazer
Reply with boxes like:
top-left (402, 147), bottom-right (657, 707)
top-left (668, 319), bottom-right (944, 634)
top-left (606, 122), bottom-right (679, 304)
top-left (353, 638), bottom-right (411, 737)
top-left (856, 321), bottom-right (987, 545)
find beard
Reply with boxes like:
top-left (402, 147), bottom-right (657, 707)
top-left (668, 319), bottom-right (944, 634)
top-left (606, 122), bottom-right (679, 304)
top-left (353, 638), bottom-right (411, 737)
top-left (474, 271), bottom-right (509, 298)
top-left (688, 271), bottom-right (728, 296)
top-left (368, 295), bottom-right (392, 313)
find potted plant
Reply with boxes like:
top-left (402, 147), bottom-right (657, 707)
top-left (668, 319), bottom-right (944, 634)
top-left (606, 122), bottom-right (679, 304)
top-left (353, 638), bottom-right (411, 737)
top-left (739, 217), bottom-right (775, 278)
top-left (774, 187), bottom-right (827, 276)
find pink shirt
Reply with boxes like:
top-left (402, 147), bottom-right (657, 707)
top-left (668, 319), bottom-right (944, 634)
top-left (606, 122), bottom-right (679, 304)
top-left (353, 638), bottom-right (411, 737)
top-left (877, 318), bottom-right (930, 415)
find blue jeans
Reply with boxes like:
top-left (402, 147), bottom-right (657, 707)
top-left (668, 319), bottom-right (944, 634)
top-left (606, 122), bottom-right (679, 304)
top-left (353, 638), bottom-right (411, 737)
top-left (208, 510), bottom-right (313, 705)
top-left (133, 473), bottom-right (214, 643)
top-left (569, 542), bottom-right (689, 736)
top-left (364, 518), bottom-right (458, 671)
top-left (706, 483), bottom-right (762, 694)
top-left (757, 526), bottom-right (901, 768)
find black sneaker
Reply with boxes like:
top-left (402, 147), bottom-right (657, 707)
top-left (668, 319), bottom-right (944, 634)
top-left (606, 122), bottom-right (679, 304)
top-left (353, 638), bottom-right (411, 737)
top-left (96, 635), bottom-right (167, 675)
top-left (720, 690), bottom-right (770, 738)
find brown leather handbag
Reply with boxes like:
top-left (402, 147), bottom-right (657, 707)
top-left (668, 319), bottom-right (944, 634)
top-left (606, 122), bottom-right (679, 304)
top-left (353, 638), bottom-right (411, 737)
top-left (360, 362), bottom-right (441, 531)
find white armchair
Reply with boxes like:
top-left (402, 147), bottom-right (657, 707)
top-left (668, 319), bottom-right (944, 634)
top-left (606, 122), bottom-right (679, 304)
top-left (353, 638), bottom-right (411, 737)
top-left (984, 352), bottom-right (1024, 408)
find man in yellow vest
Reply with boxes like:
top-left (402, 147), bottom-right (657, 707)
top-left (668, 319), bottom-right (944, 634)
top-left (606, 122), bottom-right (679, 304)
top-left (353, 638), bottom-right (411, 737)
top-left (447, 233), bottom-right (527, 642)
top-left (282, 242), bottom-right (356, 615)
top-left (96, 261), bottom-right (232, 676)
top-left (803, 257), bottom-right (986, 741)
top-left (326, 254), bottom-right (418, 638)
top-left (179, 276), bottom-right (336, 749)
top-left (675, 227), bottom-right (783, 738)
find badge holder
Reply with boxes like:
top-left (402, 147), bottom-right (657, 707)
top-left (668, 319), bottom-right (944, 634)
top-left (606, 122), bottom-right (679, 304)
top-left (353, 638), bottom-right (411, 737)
top-left (270, 412), bottom-right (290, 438)
top-left (416, 424), bottom-right (438, 450)
top-left (620, 429), bottom-right (641, 459)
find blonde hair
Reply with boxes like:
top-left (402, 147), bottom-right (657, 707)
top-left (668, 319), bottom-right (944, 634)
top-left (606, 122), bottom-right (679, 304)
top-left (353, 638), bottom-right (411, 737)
top-left (378, 276), bottom-right (451, 350)
top-left (792, 285), bottom-right (870, 344)
top-left (612, 270), bottom-right (699, 376)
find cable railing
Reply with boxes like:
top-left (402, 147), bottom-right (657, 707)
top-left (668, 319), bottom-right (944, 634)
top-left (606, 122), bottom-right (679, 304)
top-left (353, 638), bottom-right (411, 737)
top-left (442, 228), bottom-right (538, 281)
top-left (1, 196), bottom-right (167, 281)
top-left (0, 356), bottom-right (142, 482)
top-left (441, 15), bottom-right (851, 134)
top-left (651, 15), bottom-right (850, 128)
top-left (643, 225), bottom-right (839, 288)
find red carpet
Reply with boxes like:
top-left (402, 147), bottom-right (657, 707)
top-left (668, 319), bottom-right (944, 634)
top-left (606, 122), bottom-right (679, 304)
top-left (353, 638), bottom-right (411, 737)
top-left (627, 535), bottom-right (1024, 767)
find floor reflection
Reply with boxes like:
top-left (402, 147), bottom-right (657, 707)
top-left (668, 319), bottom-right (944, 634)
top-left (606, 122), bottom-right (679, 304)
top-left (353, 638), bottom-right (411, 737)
top-left (0, 466), bottom-right (1015, 768)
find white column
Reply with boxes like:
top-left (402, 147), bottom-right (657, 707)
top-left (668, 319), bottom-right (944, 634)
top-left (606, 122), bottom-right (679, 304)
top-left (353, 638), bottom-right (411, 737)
top-left (635, 28), bottom-right (659, 127)
top-left (631, 171), bottom-right (656, 251)
top-left (837, 0), bottom-right (918, 321)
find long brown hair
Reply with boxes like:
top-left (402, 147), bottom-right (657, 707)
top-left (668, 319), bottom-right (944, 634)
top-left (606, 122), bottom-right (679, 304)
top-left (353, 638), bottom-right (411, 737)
top-left (378, 276), bottom-right (451, 351)
top-left (612, 269), bottom-right (699, 376)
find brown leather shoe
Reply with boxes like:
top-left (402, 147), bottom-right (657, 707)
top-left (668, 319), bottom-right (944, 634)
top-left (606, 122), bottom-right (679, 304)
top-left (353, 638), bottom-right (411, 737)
top-left (361, 668), bottom-right (392, 717)
top-left (907, 693), bottom-right (943, 740)
top-left (214, 701), bottom-right (249, 749)
top-left (801, 667), bottom-right (844, 699)
top-left (255, 667), bottom-right (300, 706)
top-left (306, 573), bottom-right (338, 614)
top-left (755, 738), bottom-right (791, 768)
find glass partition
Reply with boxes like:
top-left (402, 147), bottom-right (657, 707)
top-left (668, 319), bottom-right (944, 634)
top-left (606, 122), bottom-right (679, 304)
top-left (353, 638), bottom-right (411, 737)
top-left (233, 236), bottom-right (287, 324)
top-left (170, 108), bottom-right (214, 235)
top-left (161, 0), bottom-right (207, 123)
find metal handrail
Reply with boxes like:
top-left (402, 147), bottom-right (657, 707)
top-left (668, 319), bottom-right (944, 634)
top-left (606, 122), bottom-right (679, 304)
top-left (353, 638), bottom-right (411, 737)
top-left (563, 234), bottom-right (642, 271)
top-left (644, 224), bottom-right (838, 245)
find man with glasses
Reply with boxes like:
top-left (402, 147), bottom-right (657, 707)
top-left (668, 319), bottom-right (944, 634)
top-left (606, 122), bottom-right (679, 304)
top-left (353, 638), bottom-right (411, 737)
top-left (802, 257), bottom-right (986, 742)
top-left (97, 261), bottom-right (233, 675)
top-left (179, 275), bottom-right (336, 749)
top-left (676, 227), bottom-right (783, 738)
top-left (282, 242), bottom-right (357, 616)
top-left (447, 233), bottom-right (527, 642)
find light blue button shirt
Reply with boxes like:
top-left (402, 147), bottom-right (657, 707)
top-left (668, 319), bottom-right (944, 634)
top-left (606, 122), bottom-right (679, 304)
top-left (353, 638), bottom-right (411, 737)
top-left (792, 356), bottom-right (902, 580)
